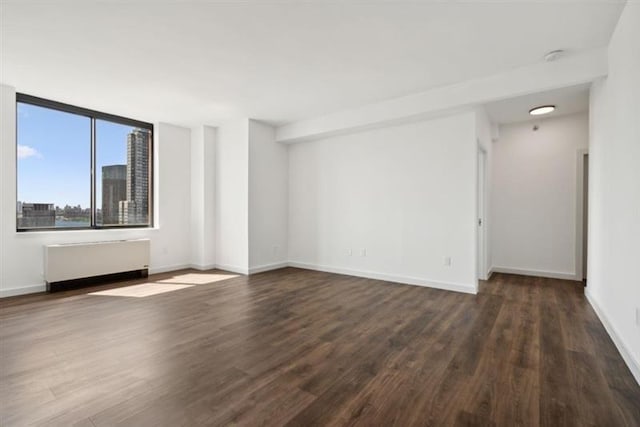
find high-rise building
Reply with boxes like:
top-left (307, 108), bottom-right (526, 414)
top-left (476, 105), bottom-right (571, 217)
top-left (18, 203), bottom-right (55, 228)
top-left (119, 129), bottom-right (150, 224)
top-left (118, 200), bottom-right (132, 224)
top-left (101, 165), bottom-right (126, 225)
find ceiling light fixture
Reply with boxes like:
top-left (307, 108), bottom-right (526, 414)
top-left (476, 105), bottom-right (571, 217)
top-left (529, 105), bottom-right (556, 116)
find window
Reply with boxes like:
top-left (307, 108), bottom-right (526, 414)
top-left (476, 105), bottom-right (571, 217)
top-left (96, 120), bottom-right (151, 226)
top-left (16, 94), bottom-right (153, 231)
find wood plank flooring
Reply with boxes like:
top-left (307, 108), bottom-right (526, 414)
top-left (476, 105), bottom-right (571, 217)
top-left (1, 268), bottom-right (638, 426)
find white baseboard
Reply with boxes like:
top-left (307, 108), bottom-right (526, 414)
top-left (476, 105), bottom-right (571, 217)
top-left (491, 266), bottom-right (579, 281)
top-left (215, 264), bottom-right (249, 275)
top-left (1, 261), bottom-right (476, 297)
top-left (249, 262), bottom-right (289, 274)
top-left (288, 261), bottom-right (476, 294)
top-left (190, 263), bottom-right (217, 271)
top-left (0, 263), bottom-right (197, 297)
top-left (148, 264), bottom-right (192, 275)
top-left (0, 284), bottom-right (47, 298)
top-left (585, 289), bottom-right (640, 385)
top-left (0, 263), bottom-right (244, 298)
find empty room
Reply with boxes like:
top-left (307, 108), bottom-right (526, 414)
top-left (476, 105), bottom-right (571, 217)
top-left (1, 1), bottom-right (639, 426)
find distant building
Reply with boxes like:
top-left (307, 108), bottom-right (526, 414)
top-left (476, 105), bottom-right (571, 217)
top-left (18, 203), bottom-right (55, 228)
top-left (119, 129), bottom-right (150, 224)
top-left (101, 165), bottom-right (126, 225)
top-left (118, 200), bottom-right (133, 225)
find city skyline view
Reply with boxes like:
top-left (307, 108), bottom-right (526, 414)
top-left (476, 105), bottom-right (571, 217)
top-left (17, 101), bottom-right (151, 228)
top-left (17, 102), bottom-right (134, 208)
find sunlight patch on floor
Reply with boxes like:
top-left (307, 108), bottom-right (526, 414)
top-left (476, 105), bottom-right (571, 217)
top-left (88, 283), bottom-right (193, 298)
top-left (157, 273), bottom-right (239, 285)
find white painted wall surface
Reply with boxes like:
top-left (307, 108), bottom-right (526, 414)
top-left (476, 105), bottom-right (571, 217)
top-left (491, 112), bottom-right (588, 279)
top-left (587, 3), bottom-right (640, 383)
top-left (248, 120), bottom-right (288, 272)
top-left (190, 125), bottom-right (216, 269)
top-left (0, 84), bottom-right (192, 296)
top-left (214, 119), bottom-right (249, 274)
top-left (475, 108), bottom-right (493, 279)
top-left (288, 112), bottom-right (478, 293)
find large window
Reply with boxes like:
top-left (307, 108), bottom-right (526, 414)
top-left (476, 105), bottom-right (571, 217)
top-left (16, 94), bottom-right (153, 231)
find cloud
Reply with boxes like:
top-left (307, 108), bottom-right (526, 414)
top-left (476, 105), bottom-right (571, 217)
top-left (17, 145), bottom-right (42, 159)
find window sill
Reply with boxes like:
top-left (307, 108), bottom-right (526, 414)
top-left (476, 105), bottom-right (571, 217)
top-left (15, 227), bottom-right (160, 236)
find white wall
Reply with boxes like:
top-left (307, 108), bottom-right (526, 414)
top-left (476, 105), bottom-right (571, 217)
top-left (190, 125), bottom-right (216, 269)
top-left (214, 119), bottom-right (249, 274)
top-left (0, 84), bottom-right (193, 297)
top-left (475, 108), bottom-right (493, 279)
top-left (213, 118), bottom-right (287, 274)
top-left (288, 112), bottom-right (478, 293)
top-left (248, 119), bottom-right (288, 272)
top-left (587, 3), bottom-right (640, 383)
top-left (491, 112), bottom-right (588, 280)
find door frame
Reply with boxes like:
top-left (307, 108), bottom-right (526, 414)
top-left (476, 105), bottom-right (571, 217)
top-left (477, 144), bottom-right (488, 281)
top-left (575, 149), bottom-right (589, 282)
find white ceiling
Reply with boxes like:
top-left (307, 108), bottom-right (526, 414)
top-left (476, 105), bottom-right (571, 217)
top-left (484, 84), bottom-right (590, 124)
top-left (0, 1), bottom-right (624, 127)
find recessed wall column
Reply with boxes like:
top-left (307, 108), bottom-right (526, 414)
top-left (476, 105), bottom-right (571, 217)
top-left (190, 125), bottom-right (216, 270)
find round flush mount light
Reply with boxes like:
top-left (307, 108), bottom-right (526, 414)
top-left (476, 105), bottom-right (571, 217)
top-left (529, 105), bottom-right (556, 116)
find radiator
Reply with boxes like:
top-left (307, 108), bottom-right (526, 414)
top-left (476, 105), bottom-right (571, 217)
top-left (44, 239), bottom-right (150, 291)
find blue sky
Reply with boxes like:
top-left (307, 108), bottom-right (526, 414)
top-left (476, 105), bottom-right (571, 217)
top-left (17, 103), bottom-right (134, 208)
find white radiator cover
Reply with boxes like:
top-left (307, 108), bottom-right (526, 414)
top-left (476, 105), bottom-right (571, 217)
top-left (44, 239), bottom-right (150, 283)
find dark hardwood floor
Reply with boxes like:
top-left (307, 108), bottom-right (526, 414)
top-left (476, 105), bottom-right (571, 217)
top-left (1, 268), bottom-right (638, 426)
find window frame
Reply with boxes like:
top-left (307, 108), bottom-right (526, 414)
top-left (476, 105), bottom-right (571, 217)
top-left (16, 93), bottom-right (154, 232)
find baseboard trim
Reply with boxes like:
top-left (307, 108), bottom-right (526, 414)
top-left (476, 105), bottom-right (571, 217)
top-left (215, 264), bottom-right (249, 275)
top-left (491, 266), bottom-right (579, 281)
top-left (1, 262), bottom-right (477, 297)
top-left (288, 261), bottom-right (476, 294)
top-left (585, 289), bottom-right (640, 385)
top-left (148, 264), bottom-right (192, 275)
top-left (249, 262), bottom-right (289, 274)
top-left (1, 264), bottom-right (241, 298)
top-left (190, 263), bottom-right (217, 271)
top-left (0, 284), bottom-right (47, 298)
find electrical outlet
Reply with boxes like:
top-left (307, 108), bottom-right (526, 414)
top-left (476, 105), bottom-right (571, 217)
top-left (444, 256), bottom-right (452, 267)
top-left (636, 307), bottom-right (640, 326)
top-left (360, 248), bottom-right (367, 257)
top-left (347, 248), bottom-right (352, 256)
